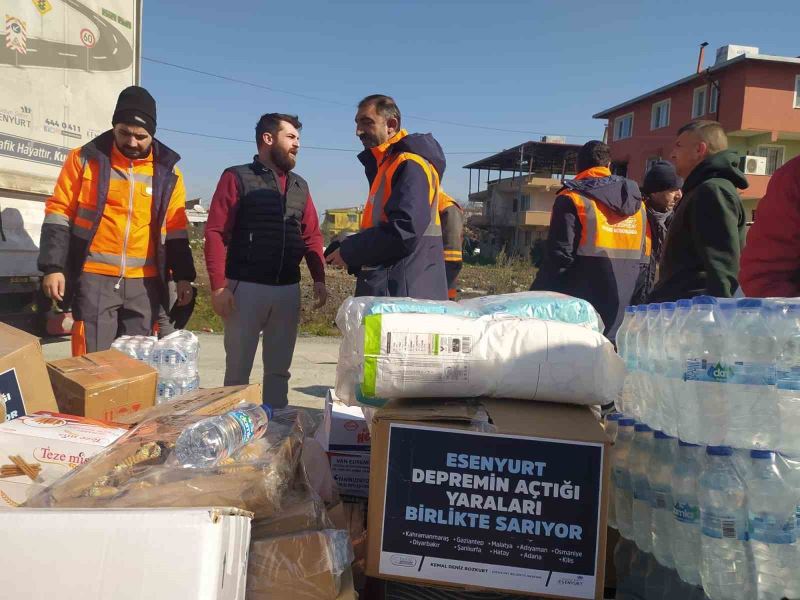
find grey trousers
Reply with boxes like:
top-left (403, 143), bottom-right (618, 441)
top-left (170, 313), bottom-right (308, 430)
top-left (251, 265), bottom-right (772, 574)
top-left (223, 280), bottom-right (301, 408)
top-left (72, 273), bottom-right (160, 354)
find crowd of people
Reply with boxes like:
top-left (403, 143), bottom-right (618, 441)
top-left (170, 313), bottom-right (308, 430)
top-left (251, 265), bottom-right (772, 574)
top-left (36, 84), bottom-right (798, 410)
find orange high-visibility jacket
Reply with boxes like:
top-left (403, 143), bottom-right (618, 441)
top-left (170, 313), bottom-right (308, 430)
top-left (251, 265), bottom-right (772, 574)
top-left (39, 131), bottom-right (195, 307)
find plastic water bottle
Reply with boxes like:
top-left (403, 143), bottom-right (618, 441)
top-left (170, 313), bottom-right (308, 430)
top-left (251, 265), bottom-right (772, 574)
top-left (779, 453), bottom-right (800, 598)
top-left (672, 439), bottom-right (704, 586)
top-left (630, 423), bottom-right (654, 552)
top-left (715, 298), bottom-right (738, 330)
top-left (680, 296), bottom-right (727, 446)
top-left (726, 299), bottom-right (778, 450)
top-left (776, 303), bottom-right (800, 455)
top-left (604, 412), bottom-right (621, 529)
top-left (746, 450), bottom-right (796, 600)
top-left (613, 417), bottom-right (637, 539)
top-left (616, 306), bottom-right (636, 415)
top-left (649, 431), bottom-right (677, 568)
top-left (644, 303), bottom-right (664, 430)
top-left (663, 299), bottom-right (692, 438)
top-left (174, 403), bottom-right (272, 468)
top-left (626, 306), bottom-right (648, 420)
top-left (156, 373), bottom-right (180, 405)
top-left (636, 305), bottom-right (659, 426)
top-left (699, 445), bottom-right (754, 600)
top-left (652, 303), bottom-right (676, 434)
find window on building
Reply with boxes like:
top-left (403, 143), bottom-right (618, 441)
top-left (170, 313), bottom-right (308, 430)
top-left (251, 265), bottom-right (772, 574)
top-left (614, 113), bottom-right (634, 140)
top-left (795, 75), bottom-right (800, 109)
top-left (757, 145), bottom-right (786, 175)
top-left (520, 194), bottom-right (531, 211)
top-left (692, 86), bottom-right (707, 119)
top-left (512, 198), bottom-right (518, 212)
top-left (709, 84), bottom-right (719, 114)
top-left (348, 213), bottom-right (358, 223)
top-left (651, 99), bottom-right (670, 130)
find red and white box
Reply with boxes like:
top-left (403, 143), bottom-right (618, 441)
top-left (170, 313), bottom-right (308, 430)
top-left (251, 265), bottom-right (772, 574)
top-left (0, 411), bottom-right (127, 508)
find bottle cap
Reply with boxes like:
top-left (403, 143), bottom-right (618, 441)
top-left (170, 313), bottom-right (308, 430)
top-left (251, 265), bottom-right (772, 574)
top-left (261, 403), bottom-right (273, 419)
top-left (654, 431), bottom-right (674, 439)
top-left (625, 306), bottom-right (636, 314)
top-left (634, 423), bottom-right (652, 432)
top-left (692, 296), bottom-right (717, 306)
top-left (750, 449), bottom-right (774, 459)
top-left (706, 445), bottom-right (733, 456)
top-left (636, 305), bottom-right (649, 313)
top-left (647, 303), bottom-right (661, 312)
top-left (736, 298), bottom-right (763, 309)
top-left (676, 299), bottom-right (693, 309)
top-left (678, 440), bottom-right (701, 447)
top-left (619, 418), bottom-right (636, 426)
top-left (605, 412), bottom-right (623, 421)
top-left (661, 302), bottom-right (676, 311)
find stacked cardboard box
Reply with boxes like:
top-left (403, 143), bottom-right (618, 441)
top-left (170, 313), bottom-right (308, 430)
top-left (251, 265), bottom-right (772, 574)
top-left (0, 322), bottom-right (58, 422)
top-left (365, 399), bottom-right (611, 600)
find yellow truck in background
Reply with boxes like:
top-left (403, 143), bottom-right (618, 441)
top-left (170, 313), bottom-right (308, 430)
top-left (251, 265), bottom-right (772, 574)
top-left (321, 206), bottom-right (363, 245)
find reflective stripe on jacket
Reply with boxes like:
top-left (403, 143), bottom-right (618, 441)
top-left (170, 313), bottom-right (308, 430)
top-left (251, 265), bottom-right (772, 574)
top-left (567, 191), bottom-right (651, 260)
top-left (38, 130), bottom-right (195, 308)
top-left (439, 191), bottom-right (464, 263)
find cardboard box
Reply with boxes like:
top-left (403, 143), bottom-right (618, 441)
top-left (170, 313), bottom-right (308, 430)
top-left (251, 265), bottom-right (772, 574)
top-left (0, 507), bottom-right (251, 599)
top-left (47, 349), bottom-right (157, 421)
top-left (0, 411), bottom-right (127, 507)
top-left (366, 399), bottom-right (610, 600)
top-left (115, 383), bottom-right (262, 425)
top-left (329, 451), bottom-right (371, 498)
top-left (248, 529), bottom-right (354, 600)
top-left (0, 322), bottom-right (58, 422)
top-left (316, 389), bottom-right (371, 452)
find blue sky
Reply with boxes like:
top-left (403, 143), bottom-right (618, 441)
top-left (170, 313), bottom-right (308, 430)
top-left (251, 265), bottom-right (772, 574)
top-left (141, 0), bottom-right (798, 212)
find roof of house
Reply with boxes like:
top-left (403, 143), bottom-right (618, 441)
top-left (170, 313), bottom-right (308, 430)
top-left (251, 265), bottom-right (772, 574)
top-left (463, 140), bottom-right (581, 175)
top-left (593, 53), bottom-right (800, 119)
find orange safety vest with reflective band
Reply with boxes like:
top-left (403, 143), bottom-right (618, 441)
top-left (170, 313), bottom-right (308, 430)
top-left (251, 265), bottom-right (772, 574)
top-left (563, 191), bottom-right (651, 261)
top-left (44, 143), bottom-right (187, 279)
top-left (360, 130), bottom-right (442, 241)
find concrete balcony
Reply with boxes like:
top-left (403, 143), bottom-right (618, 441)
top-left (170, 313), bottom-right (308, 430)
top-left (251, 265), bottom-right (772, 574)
top-left (518, 210), bottom-right (552, 227)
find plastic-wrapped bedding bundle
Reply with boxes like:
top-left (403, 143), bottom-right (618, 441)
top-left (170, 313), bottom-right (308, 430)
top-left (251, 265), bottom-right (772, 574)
top-left (335, 296), bottom-right (624, 409)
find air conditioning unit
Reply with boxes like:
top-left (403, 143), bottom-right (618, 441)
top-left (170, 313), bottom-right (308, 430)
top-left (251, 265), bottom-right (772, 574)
top-left (739, 155), bottom-right (767, 175)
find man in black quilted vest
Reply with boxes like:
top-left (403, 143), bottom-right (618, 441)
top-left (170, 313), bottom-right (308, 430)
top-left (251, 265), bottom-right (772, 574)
top-left (204, 113), bottom-right (327, 408)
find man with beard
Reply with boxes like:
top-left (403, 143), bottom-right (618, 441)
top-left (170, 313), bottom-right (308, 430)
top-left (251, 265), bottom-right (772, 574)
top-left (325, 95), bottom-right (448, 300)
top-left (39, 86), bottom-right (196, 355)
top-left (204, 113), bottom-right (327, 408)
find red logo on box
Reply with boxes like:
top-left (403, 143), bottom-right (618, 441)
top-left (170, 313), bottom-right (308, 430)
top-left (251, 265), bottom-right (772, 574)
top-left (344, 420), bottom-right (359, 431)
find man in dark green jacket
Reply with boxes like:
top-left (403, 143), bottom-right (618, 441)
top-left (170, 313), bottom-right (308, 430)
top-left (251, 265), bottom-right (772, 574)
top-left (649, 121), bottom-right (748, 302)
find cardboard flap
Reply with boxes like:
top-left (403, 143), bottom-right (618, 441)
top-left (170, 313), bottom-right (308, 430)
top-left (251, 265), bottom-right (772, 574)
top-left (48, 350), bottom-right (156, 389)
top-left (483, 398), bottom-right (608, 444)
top-left (374, 399), bottom-right (483, 425)
top-left (0, 322), bottom-right (40, 357)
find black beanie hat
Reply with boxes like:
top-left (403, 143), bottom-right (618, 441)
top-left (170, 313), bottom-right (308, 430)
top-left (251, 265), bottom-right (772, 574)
top-left (112, 86), bottom-right (157, 136)
top-left (642, 160), bottom-right (683, 195)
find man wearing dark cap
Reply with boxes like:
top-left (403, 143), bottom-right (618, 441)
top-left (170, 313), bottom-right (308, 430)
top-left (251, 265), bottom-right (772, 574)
top-left (39, 86), bottom-right (196, 355)
top-left (531, 140), bottom-right (651, 343)
top-left (634, 160), bottom-right (683, 301)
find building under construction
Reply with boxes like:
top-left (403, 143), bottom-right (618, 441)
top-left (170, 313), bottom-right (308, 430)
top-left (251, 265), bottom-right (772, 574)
top-left (464, 138), bottom-right (579, 259)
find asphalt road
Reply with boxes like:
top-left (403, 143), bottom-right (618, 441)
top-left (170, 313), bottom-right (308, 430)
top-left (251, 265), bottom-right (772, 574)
top-left (41, 333), bottom-right (341, 410)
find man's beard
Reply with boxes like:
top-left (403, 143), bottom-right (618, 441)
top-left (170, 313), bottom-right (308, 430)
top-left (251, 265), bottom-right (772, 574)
top-left (359, 133), bottom-right (380, 149)
top-left (271, 146), bottom-right (297, 172)
top-left (117, 144), bottom-right (151, 160)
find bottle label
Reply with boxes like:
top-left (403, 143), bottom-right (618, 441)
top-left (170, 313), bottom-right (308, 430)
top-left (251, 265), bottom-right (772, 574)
top-left (613, 467), bottom-right (630, 490)
top-left (684, 358), bottom-right (731, 383)
top-left (748, 512), bottom-right (796, 544)
top-left (701, 509), bottom-right (748, 540)
top-left (632, 475), bottom-right (650, 502)
top-left (230, 410), bottom-right (255, 442)
top-left (795, 505), bottom-right (800, 528)
top-left (729, 362), bottom-right (776, 386)
top-left (650, 487), bottom-right (673, 511)
top-left (673, 501), bottom-right (700, 524)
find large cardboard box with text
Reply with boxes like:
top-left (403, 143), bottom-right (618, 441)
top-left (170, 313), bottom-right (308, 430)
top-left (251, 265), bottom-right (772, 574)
top-left (366, 399), bottom-right (611, 600)
top-left (0, 322), bottom-right (58, 422)
top-left (47, 349), bottom-right (157, 422)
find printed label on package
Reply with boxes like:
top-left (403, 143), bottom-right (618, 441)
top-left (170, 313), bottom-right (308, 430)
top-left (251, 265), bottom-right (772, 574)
top-left (0, 368), bottom-right (26, 421)
top-left (379, 424), bottom-right (604, 598)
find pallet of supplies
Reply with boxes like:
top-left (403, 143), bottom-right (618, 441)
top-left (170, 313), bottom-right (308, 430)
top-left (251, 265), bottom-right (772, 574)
top-left (0, 411), bottom-right (127, 508)
top-left (0, 507), bottom-right (251, 600)
top-left (365, 398), bottom-right (611, 599)
top-left (335, 295), bottom-right (623, 409)
top-left (47, 349), bottom-right (157, 422)
top-left (0, 322), bottom-right (58, 422)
